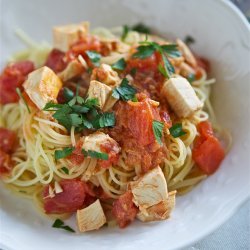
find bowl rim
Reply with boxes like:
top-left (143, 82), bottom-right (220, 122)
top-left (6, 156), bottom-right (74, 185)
top-left (0, 0), bottom-right (250, 250)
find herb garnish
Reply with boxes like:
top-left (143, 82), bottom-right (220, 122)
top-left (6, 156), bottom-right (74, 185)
top-left (130, 68), bottom-right (137, 76)
top-left (169, 123), bottom-right (186, 138)
top-left (184, 35), bottom-right (195, 46)
top-left (82, 149), bottom-right (109, 160)
top-left (111, 58), bottom-right (127, 71)
top-left (86, 51), bottom-right (101, 67)
top-left (52, 219), bottom-right (75, 233)
top-left (61, 167), bottom-right (69, 174)
top-left (112, 78), bottom-right (137, 101)
top-left (44, 88), bottom-right (115, 132)
top-left (16, 88), bottom-right (31, 113)
top-left (152, 120), bottom-right (164, 145)
top-left (133, 41), bottom-right (181, 78)
top-left (121, 23), bottom-right (151, 41)
top-left (55, 147), bottom-right (75, 160)
top-left (187, 73), bottom-right (196, 84)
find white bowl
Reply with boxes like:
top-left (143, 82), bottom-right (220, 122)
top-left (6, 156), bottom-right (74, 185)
top-left (0, 0), bottom-right (250, 249)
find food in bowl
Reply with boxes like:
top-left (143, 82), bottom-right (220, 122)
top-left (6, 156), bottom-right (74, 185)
top-left (0, 21), bottom-right (230, 232)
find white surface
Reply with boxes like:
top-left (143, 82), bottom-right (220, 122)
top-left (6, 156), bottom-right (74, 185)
top-left (0, 0), bottom-right (250, 249)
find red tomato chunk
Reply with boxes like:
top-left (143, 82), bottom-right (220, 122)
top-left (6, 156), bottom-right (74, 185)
top-left (0, 128), bottom-right (17, 154)
top-left (0, 61), bottom-right (34, 104)
top-left (43, 179), bottom-right (86, 214)
top-left (112, 191), bottom-right (138, 228)
top-left (45, 48), bottom-right (67, 73)
top-left (192, 121), bottom-right (225, 175)
top-left (0, 150), bottom-right (13, 175)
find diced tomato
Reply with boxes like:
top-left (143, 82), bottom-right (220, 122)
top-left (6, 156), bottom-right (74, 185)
top-left (4, 61), bottom-right (34, 76)
top-left (0, 128), bottom-right (17, 154)
top-left (116, 93), bottom-right (161, 146)
top-left (68, 140), bottom-right (85, 166)
top-left (0, 150), bottom-right (13, 175)
top-left (112, 191), bottom-right (138, 228)
top-left (197, 121), bottom-right (214, 139)
top-left (0, 61), bottom-right (34, 104)
top-left (160, 109), bottom-right (172, 129)
top-left (66, 35), bottom-right (101, 64)
top-left (98, 140), bottom-right (120, 169)
top-left (45, 49), bottom-right (67, 73)
top-left (127, 52), bottom-right (160, 72)
top-left (192, 121), bottom-right (225, 175)
top-left (43, 179), bottom-right (86, 214)
top-left (196, 56), bottom-right (210, 73)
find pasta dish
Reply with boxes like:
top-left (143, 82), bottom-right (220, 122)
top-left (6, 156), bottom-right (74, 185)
top-left (0, 22), bottom-right (230, 232)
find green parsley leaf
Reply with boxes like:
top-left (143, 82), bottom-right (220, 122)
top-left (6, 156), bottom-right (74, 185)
top-left (92, 112), bottom-right (116, 129)
top-left (71, 105), bottom-right (89, 114)
top-left (63, 88), bottom-right (74, 102)
top-left (69, 114), bottom-right (83, 127)
top-left (130, 68), bottom-right (137, 76)
top-left (16, 88), bottom-right (31, 113)
top-left (159, 54), bottom-right (175, 78)
top-left (84, 98), bottom-right (99, 109)
top-left (112, 78), bottom-right (137, 101)
top-left (133, 44), bottom-right (155, 59)
top-left (152, 120), bottom-right (164, 145)
top-left (61, 167), bottom-right (69, 174)
top-left (68, 96), bottom-right (77, 106)
top-left (132, 23), bottom-right (151, 34)
top-left (86, 51), bottom-right (101, 67)
top-left (169, 123), bottom-right (186, 138)
top-left (43, 102), bottom-right (63, 111)
top-left (187, 73), bottom-right (196, 84)
top-left (53, 105), bottom-right (73, 130)
top-left (52, 219), bottom-right (75, 233)
top-left (82, 149), bottom-right (109, 160)
top-left (55, 147), bottom-right (74, 160)
top-left (52, 219), bottom-right (64, 228)
top-left (112, 58), bottom-right (127, 71)
top-left (184, 35), bottom-right (195, 46)
top-left (161, 44), bottom-right (181, 58)
top-left (121, 25), bottom-right (130, 41)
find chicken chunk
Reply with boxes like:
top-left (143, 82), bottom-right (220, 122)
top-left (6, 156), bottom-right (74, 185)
top-left (91, 64), bottom-right (120, 86)
top-left (137, 191), bottom-right (176, 222)
top-left (53, 22), bottom-right (89, 52)
top-left (82, 131), bottom-right (117, 153)
top-left (77, 199), bottom-right (106, 232)
top-left (161, 76), bottom-right (203, 118)
top-left (87, 80), bottom-right (113, 110)
top-left (177, 39), bottom-right (197, 68)
top-left (58, 59), bottom-right (85, 82)
top-left (130, 166), bottom-right (168, 212)
top-left (23, 66), bottom-right (62, 110)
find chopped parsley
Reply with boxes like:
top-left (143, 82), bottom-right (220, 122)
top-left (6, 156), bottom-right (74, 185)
top-left (121, 23), bottom-right (151, 41)
top-left (86, 51), bottom-right (101, 67)
top-left (112, 78), bottom-right (137, 101)
top-left (132, 41), bottom-right (181, 78)
top-left (55, 147), bottom-right (75, 160)
top-left (61, 167), bottom-right (69, 175)
top-left (16, 88), bottom-right (31, 113)
top-left (184, 35), bottom-right (195, 46)
top-left (111, 58), bottom-right (127, 71)
top-left (44, 88), bottom-right (115, 132)
top-left (52, 219), bottom-right (75, 233)
top-left (152, 120), bottom-right (164, 145)
top-left (130, 68), bottom-right (137, 76)
top-left (187, 73), bottom-right (196, 84)
top-left (169, 123), bottom-right (186, 138)
top-left (82, 149), bottom-right (109, 160)
top-left (132, 23), bottom-right (151, 34)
